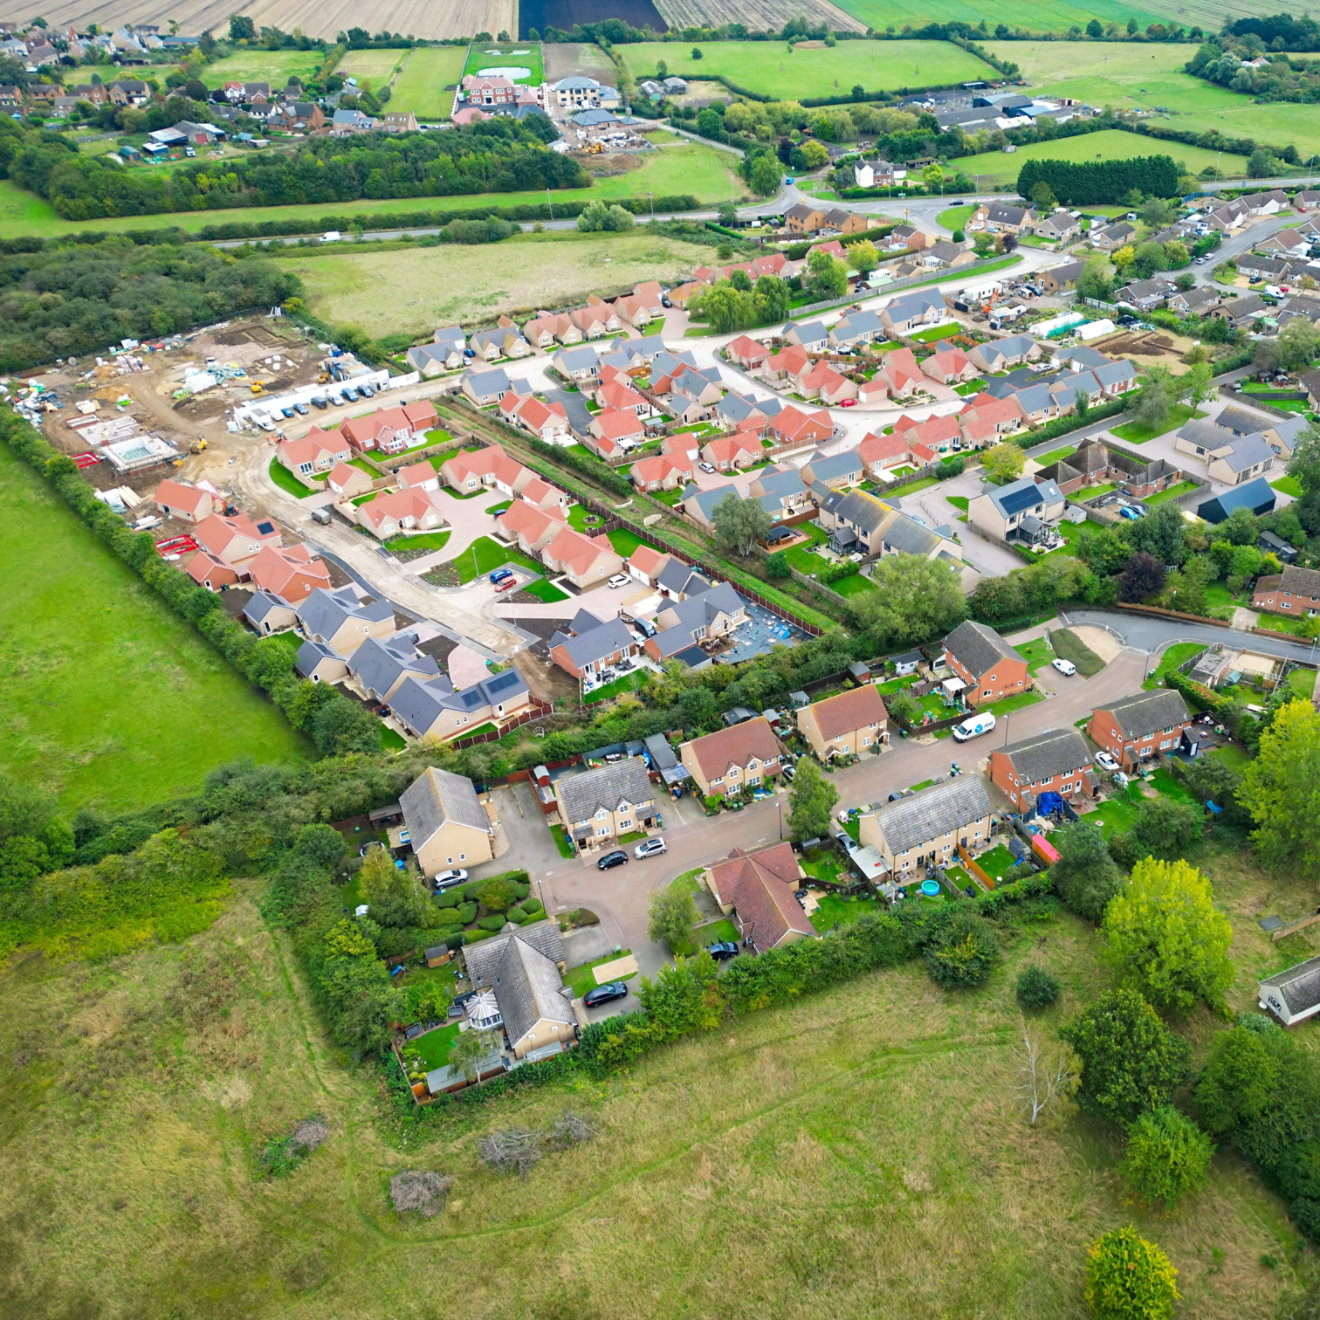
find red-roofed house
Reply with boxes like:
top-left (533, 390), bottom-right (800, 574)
top-left (153, 478), bottom-right (224, 524)
top-left (328, 461), bottom-right (373, 498)
top-left (518, 475), bottom-right (569, 512)
top-left (587, 407), bottom-right (646, 455)
top-left (186, 551), bottom-right (244, 591)
top-left (726, 335), bottom-right (771, 370)
top-left (339, 401), bottom-right (437, 455)
top-left (797, 360), bottom-right (858, 405)
top-left (959, 394), bottom-right (1023, 446)
top-left (921, 346), bottom-right (977, 384)
top-left (893, 412), bottom-right (961, 454)
top-left (193, 512), bottom-right (281, 565)
top-left (881, 348), bottom-right (924, 398)
top-left (593, 379), bottom-right (651, 417)
top-left (439, 444), bottom-right (528, 497)
top-left (541, 528), bottom-right (624, 589)
top-left (630, 453), bottom-right (692, 492)
top-left (396, 461), bottom-right (439, 492)
top-left (858, 430), bottom-right (920, 475)
top-left (278, 427), bottom-right (351, 477)
top-left (500, 392), bottom-right (571, 444)
top-left (499, 498), bottom-right (566, 554)
top-left (704, 842), bottom-right (812, 952)
top-left (680, 717), bottom-right (783, 798)
top-left (703, 431), bottom-right (763, 472)
top-left (359, 488), bottom-right (444, 541)
top-left (248, 543), bottom-right (332, 604)
top-left (764, 343), bottom-right (810, 385)
top-left (765, 404), bottom-right (833, 447)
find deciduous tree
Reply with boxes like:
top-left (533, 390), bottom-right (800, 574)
top-left (1120, 1105), bottom-right (1214, 1211)
top-left (648, 884), bottom-right (698, 952)
top-left (981, 442), bottom-right (1024, 484)
top-left (786, 757), bottom-right (838, 842)
top-left (1051, 820), bottom-right (1124, 921)
top-left (448, 1026), bottom-right (500, 1086)
top-left (711, 492), bottom-right (772, 555)
top-left (1084, 1225), bottom-right (1180, 1320)
top-left (1241, 699), bottom-right (1320, 883)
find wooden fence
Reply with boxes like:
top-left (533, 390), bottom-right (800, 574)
top-left (447, 699), bottom-right (555, 751)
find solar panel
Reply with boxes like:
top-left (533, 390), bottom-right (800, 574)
top-left (997, 483), bottom-right (1041, 516)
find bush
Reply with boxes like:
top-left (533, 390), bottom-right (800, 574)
top-left (1016, 964), bottom-right (1061, 1010)
top-left (924, 908), bottom-right (999, 989)
top-left (433, 889), bottom-right (460, 909)
top-left (476, 876), bottom-right (517, 912)
top-left (477, 914), bottom-right (507, 931)
top-left (464, 928), bottom-right (494, 944)
top-left (505, 905), bottom-right (528, 924)
top-left (1084, 1224), bottom-right (1179, 1320)
top-left (522, 897), bottom-right (544, 916)
top-left (456, 902), bottom-right (477, 925)
top-left (430, 907), bottom-right (463, 928)
top-left (1120, 1106), bottom-right (1214, 1211)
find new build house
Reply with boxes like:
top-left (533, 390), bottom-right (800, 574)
top-left (1087, 690), bottom-right (1193, 770)
top-left (704, 843), bottom-right (813, 952)
top-left (400, 766), bottom-right (496, 875)
top-left (796, 685), bottom-right (889, 760)
top-left (990, 728), bottom-right (1095, 812)
top-left (942, 620), bottom-right (1030, 708)
top-left (680, 717), bottom-right (782, 798)
top-left (859, 777), bottom-right (994, 876)
top-left (554, 757), bottom-right (656, 853)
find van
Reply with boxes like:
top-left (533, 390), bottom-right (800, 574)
top-left (322, 231), bottom-right (342, 243)
top-left (632, 617), bottom-right (657, 639)
top-left (311, 506), bottom-right (333, 525)
top-left (951, 712), bottom-right (996, 742)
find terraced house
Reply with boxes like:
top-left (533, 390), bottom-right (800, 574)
top-left (1253, 564), bottom-right (1320, 619)
top-left (554, 757), bottom-right (656, 853)
top-left (859, 777), bottom-right (994, 876)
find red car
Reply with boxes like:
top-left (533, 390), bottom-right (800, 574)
top-left (838, 398), bottom-right (857, 407)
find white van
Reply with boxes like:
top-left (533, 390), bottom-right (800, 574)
top-left (952, 711), bottom-right (997, 742)
top-left (322, 230), bottom-right (342, 243)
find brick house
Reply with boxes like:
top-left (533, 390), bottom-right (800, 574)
top-left (680, 717), bottom-right (782, 798)
top-left (859, 777), bottom-right (994, 876)
top-left (1088, 690), bottom-right (1193, 770)
top-left (942, 620), bottom-right (1030, 708)
top-left (797, 685), bottom-right (889, 760)
top-left (554, 757), bottom-right (656, 853)
top-left (703, 842), bottom-right (813, 952)
top-left (1253, 564), bottom-right (1320, 617)
top-left (990, 728), bottom-right (1095, 812)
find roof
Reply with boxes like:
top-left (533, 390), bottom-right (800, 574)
top-left (1094, 689), bottom-right (1190, 739)
top-left (296, 586), bottom-right (393, 638)
top-left (803, 685), bottom-right (888, 741)
top-left (867, 777), bottom-right (993, 855)
top-left (999, 727), bottom-right (1092, 784)
top-left (1199, 477), bottom-right (1276, 522)
top-left (1261, 953), bottom-right (1320, 1018)
top-left (491, 935), bottom-right (574, 1047)
top-left (707, 841), bottom-right (802, 907)
top-left (988, 475), bottom-right (1064, 519)
top-left (1220, 432), bottom-right (1275, 473)
top-left (400, 766), bottom-right (491, 845)
top-left (728, 846), bottom-right (813, 950)
top-left (943, 620), bottom-right (1019, 679)
top-left (463, 919), bottom-right (566, 989)
top-left (684, 716), bottom-right (780, 782)
top-left (462, 366), bottom-right (511, 396)
top-left (1278, 564), bottom-right (1320, 596)
top-left (390, 669), bottom-right (530, 734)
top-left (555, 757), bottom-right (652, 824)
top-left (551, 618), bottom-right (637, 670)
top-left (349, 633), bottom-right (439, 696)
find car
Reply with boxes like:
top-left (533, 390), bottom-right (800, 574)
top-left (358, 383), bottom-right (375, 398)
top-left (1051, 658), bottom-right (1077, 677)
top-left (606, 573), bottom-right (630, 589)
top-left (341, 386), bottom-right (359, 402)
top-left (310, 395), bottom-right (329, 409)
top-left (1195, 255), bottom-right (1209, 265)
top-left (839, 398), bottom-right (857, 407)
top-left (698, 461), bottom-right (716, 474)
top-left (433, 868), bottom-right (468, 889)
top-left (782, 763), bottom-right (795, 782)
top-left (488, 567), bottom-right (514, 584)
top-left (634, 837), bottom-right (667, 858)
top-left (583, 981), bottom-right (629, 1007)
top-left (1095, 751), bottom-right (1120, 773)
top-left (1119, 506), bottom-right (1141, 521)
top-left (597, 849), bottom-right (628, 871)
top-left (292, 401), bottom-right (309, 415)
top-left (705, 941), bottom-right (739, 961)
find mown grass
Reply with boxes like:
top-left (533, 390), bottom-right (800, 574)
top-left (202, 49), bottom-right (325, 86)
top-left (388, 47), bottom-right (469, 118)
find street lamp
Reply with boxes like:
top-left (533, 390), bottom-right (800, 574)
top-left (546, 185), bottom-right (553, 222)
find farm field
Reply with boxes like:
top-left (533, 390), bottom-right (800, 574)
top-left (956, 128), bottom-right (1250, 188)
top-left (833, 0), bottom-right (1286, 31)
top-left (387, 46), bottom-right (469, 119)
top-left (201, 49), bottom-right (326, 87)
top-left (618, 39), bottom-right (995, 97)
top-left (544, 41), bottom-right (623, 84)
top-left (0, 443), bottom-right (308, 810)
top-left (520, 0), bottom-right (667, 40)
top-left (989, 40), bottom-right (1320, 163)
top-left (654, 0), bottom-right (864, 31)
top-left (280, 229), bottom-right (715, 337)
top-left (333, 47), bottom-right (407, 88)
top-left (0, 845), bottom-right (1308, 1320)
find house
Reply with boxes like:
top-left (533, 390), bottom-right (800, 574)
top-left (881, 347), bottom-right (925, 398)
top-left (703, 843), bottom-right (813, 953)
top-left (857, 430), bottom-right (934, 476)
top-left (193, 511), bottom-right (281, 566)
top-left (968, 201), bottom-right (1036, 235)
top-left (969, 335), bottom-right (1042, 372)
top-left (880, 289), bottom-right (946, 335)
top-left (358, 488), bottom-right (445, 541)
top-left (796, 360), bottom-right (858, 405)
top-left (968, 475), bottom-right (1066, 545)
top-left (1174, 420), bottom-right (1273, 486)
top-left (814, 488), bottom-right (953, 562)
top-left (554, 757), bottom-right (656, 853)
top-left (1114, 277), bottom-right (1174, 312)
top-left (853, 158), bottom-right (906, 189)
top-left (327, 461), bottom-right (373, 499)
top-left (549, 618), bottom-right (640, 680)
top-left (330, 107), bottom-right (378, 134)
top-left (340, 401), bottom-right (438, 455)
top-left (630, 452), bottom-right (693, 492)
top-left (501, 392), bottom-right (571, 445)
top-left (1090, 221), bottom-right (1136, 252)
top-left (1253, 564), bottom-right (1320, 618)
top-left (1036, 260), bottom-right (1084, 295)
top-left (541, 527), bottom-right (624, 589)
top-left (647, 583), bottom-right (749, 662)
top-left (460, 367), bottom-right (513, 407)
top-left (346, 632), bottom-right (440, 705)
top-left (470, 323), bottom-right (532, 361)
top-left (1167, 286), bottom-right (1222, 316)
top-left (726, 334), bottom-right (771, 370)
top-left (587, 407), bottom-right (646, 455)
top-left (462, 922), bottom-right (574, 1059)
top-left (820, 207), bottom-right (872, 236)
top-left (783, 202), bottom-right (827, 236)
top-left (277, 427), bottom-right (351, 477)
top-left (242, 590), bottom-right (298, 636)
top-left (680, 717), bottom-right (782, 798)
top-left (943, 619), bottom-right (1031, 708)
top-left (247, 543), bottom-right (331, 605)
top-left (1034, 210), bottom-right (1080, 242)
top-left (859, 777), bottom-right (994, 876)
top-left (1197, 477), bottom-right (1276, 524)
top-left (390, 668), bottom-right (533, 742)
top-left (800, 449), bottom-right (863, 490)
top-left (552, 345), bottom-right (601, 387)
top-left (153, 478), bottom-right (223, 523)
top-left (797, 684), bottom-right (889, 760)
top-left (1088, 690), bottom-right (1193, 770)
top-left (884, 223), bottom-right (935, 252)
top-left (185, 552), bottom-right (243, 592)
top-left (1259, 953), bottom-right (1320, 1026)
top-left (990, 728), bottom-right (1095, 812)
top-left (703, 431), bottom-right (763, 472)
top-left (1044, 438), bottom-right (1183, 503)
top-left (747, 466), bottom-right (812, 523)
top-left (499, 498), bottom-right (565, 555)
top-left (921, 345), bottom-right (977, 385)
top-left (594, 378), bottom-right (650, 417)
top-left (296, 586), bottom-right (395, 655)
top-left (398, 766), bottom-right (495, 875)
top-left (922, 240), bottom-right (975, 270)
top-left (829, 309), bottom-right (885, 350)
top-left (1209, 293), bottom-right (1271, 328)
top-left (381, 110), bottom-right (419, 133)
top-left (763, 403), bottom-right (833, 448)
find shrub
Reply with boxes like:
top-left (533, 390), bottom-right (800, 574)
top-left (1120, 1106), bottom-right (1214, 1211)
top-left (1084, 1224), bottom-right (1179, 1320)
top-left (1016, 964), bottom-right (1061, 1010)
top-left (433, 889), bottom-right (460, 909)
top-left (464, 928), bottom-right (494, 944)
top-left (505, 905), bottom-right (528, 924)
top-left (430, 907), bottom-right (463, 928)
top-left (456, 902), bottom-right (477, 925)
top-left (924, 908), bottom-right (999, 989)
top-left (522, 898), bottom-right (544, 916)
top-left (477, 914), bottom-right (507, 931)
top-left (476, 877), bottom-right (517, 912)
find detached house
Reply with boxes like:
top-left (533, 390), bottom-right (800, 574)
top-left (554, 757), bottom-right (656, 853)
top-left (278, 427), bottom-right (351, 477)
top-left (704, 843), bottom-right (812, 953)
top-left (680, 717), bottom-right (782, 798)
top-left (1088, 690), bottom-right (1193, 770)
top-left (400, 766), bottom-right (496, 875)
top-left (797, 685), bottom-right (888, 760)
top-left (860, 777), bottom-right (994, 876)
top-left (990, 728), bottom-right (1095, 812)
top-left (541, 527), bottom-right (624, 588)
top-left (340, 401), bottom-right (438, 455)
top-left (193, 511), bottom-right (281, 566)
top-left (968, 201), bottom-right (1036, 235)
top-left (548, 617), bottom-right (640, 680)
top-left (880, 289), bottom-right (946, 335)
top-left (462, 922), bottom-right (574, 1059)
top-left (942, 620), bottom-right (1030, 708)
top-left (390, 669), bottom-right (534, 743)
top-left (247, 543), bottom-right (332, 604)
top-left (968, 475), bottom-right (1066, 546)
top-left (296, 586), bottom-right (395, 655)
top-left (153, 478), bottom-right (224, 523)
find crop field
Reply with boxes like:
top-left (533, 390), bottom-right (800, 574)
top-left (463, 41), bottom-right (544, 86)
top-left (282, 229), bottom-right (714, 337)
top-left (956, 128), bottom-right (1249, 188)
top-left (991, 40), bottom-right (1320, 163)
top-left (654, 0), bottom-right (865, 33)
top-left (618, 39), bottom-right (994, 97)
top-left (0, 443), bottom-right (308, 810)
top-left (200, 49), bottom-right (326, 87)
top-left (520, 0), bottom-right (666, 39)
top-left (0, 837), bottom-right (1311, 1320)
top-left (832, 0), bottom-right (1289, 31)
top-left (333, 47), bottom-right (407, 88)
top-left (387, 46), bottom-right (469, 119)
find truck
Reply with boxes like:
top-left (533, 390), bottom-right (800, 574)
top-left (951, 712), bottom-right (997, 742)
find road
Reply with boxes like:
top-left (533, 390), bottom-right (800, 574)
top-left (1062, 608), bottom-right (1320, 665)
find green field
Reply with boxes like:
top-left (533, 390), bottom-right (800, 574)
top-left (388, 47), bottom-right (469, 120)
top-left (619, 40), bottom-right (994, 98)
top-left (990, 41), bottom-right (1320, 164)
top-left (834, 0), bottom-right (1161, 33)
top-left (463, 41), bottom-right (543, 86)
top-left (333, 48), bottom-right (406, 89)
top-left (0, 443), bottom-right (308, 809)
top-left (956, 129), bottom-right (1249, 189)
top-left (202, 50), bottom-right (326, 88)
top-left (281, 229), bottom-right (714, 337)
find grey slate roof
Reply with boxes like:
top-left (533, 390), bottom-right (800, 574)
top-left (832, 488), bottom-right (890, 534)
top-left (390, 669), bottom-right (530, 736)
top-left (556, 756), bottom-right (652, 824)
top-left (880, 511), bottom-right (942, 556)
top-left (242, 590), bottom-right (285, 626)
top-left (554, 345), bottom-right (600, 375)
top-left (1221, 432), bottom-right (1274, 473)
top-left (294, 638), bottom-right (342, 676)
top-left (348, 633), bottom-right (439, 698)
top-left (806, 449), bottom-right (863, 482)
top-left (656, 582), bottom-right (745, 651)
top-left (987, 475), bottom-right (1064, 519)
top-left (462, 366), bottom-right (512, 397)
top-left (400, 767), bottom-right (491, 849)
top-left (297, 586), bottom-right (393, 640)
top-left (491, 935), bottom-right (575, 1048)
top-left (943, 619), bottom-right (1020, 679)
top-left (1096, 689), bottom-right (1190, 739)
top-left (1261, 953), bottom-right (1320, 1017)
top-left (883, 289), bottom-right (945, 324)
top-left (1000, 727), bottom-right (1092, 783)
top-left (550, 617), bottom-right (638, 670)
top-left (866, 777), bottom-right (992, 855)
top-left (463, 919), bottom-right (566, 989)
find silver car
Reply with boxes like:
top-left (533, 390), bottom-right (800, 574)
top-left (634, 837), bottom-right (667, 859)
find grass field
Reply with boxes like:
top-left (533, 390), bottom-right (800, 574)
top-left (0, 443), bottom-right (308, 809)
top-left (989, 40), bottom-right (1320, 164)
top-left (618, 40), bottom-right (995, 97)
top-left (1112, 403), bottom-right (1203, 444)
top-left (956, 129), bottom-right (1249, 189)
top-left (388, 47), bottom-right (469, 120)
top-left (333, 48), bottom-right (407, 89)
top-left (281, 229), bottom-right (716, 338)
top-left (833, 0), bottom-right (1161, 33)
top-left (202, 50), bottom-right (326, 88)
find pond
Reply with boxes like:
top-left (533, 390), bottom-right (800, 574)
top-left (476, 65), bottom-right (532, 79)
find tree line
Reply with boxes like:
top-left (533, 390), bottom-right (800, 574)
top-left (1016, 154), bottom-right (1180, 206)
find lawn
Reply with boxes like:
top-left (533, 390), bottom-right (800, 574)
top-left (985, 690), bottom-right (1046, 716)
top-left (464, 42), bottom-right (544, 86)
top-left (618, 40), bottom-right (994, 98)
top-left (384, 530), bottom-right (451, 555)
top-left (1072, 482), bottom-right (1117, 501)
top-left (585, 671), bottom-right (650, 705)
top-left (800, 850), bottom-right (851, 886)
top-left (333, 48), bottom-right (407, 89)
top-left (0, 443), bottom-right (309, 809)
top-left (955, 129), bottom-right (1247, 189)
top-left (1111, 404), bottom-right (1204, 445)
top-left (567, 505), bottom-right (606, 533)
top-left (971, 843), bottom-right (1028, 882)
top-left (691, 917), bottom-right (739, 948)
top-left (564, 951), bottom-right (636, 999)
top-left (832, 573), bottom-right (879, 597)
top-left (443, 536), bottom-right (542, 583)
top-left (550, 823), bottom-right (576, 859)
top-left (279, 229), bottom-right (718, 339)
top-left (267, 456), bottom-right (312, 498)
top-left (1086, 795), bottom-right (1141, 836)
top-left (1035, 446), bottom-right (1076, 466)
top-left (520, 578), bottom-right (569, 603)
top-left (1144, 480), bottom-right (1199, 506)
top-left (1145, 640), bottom-right (1204, 690)
top-left (809, 892), bottom-right (881, 933)
top-left (1013, 637), bottom-right (1056, 674)
top-left (606, 528), bottom-right (647, 558)
top-left (1272, 475), bottom-right (1304, 498)
top-left (387, 46), bottom-right (469, 119)
top-left (937, 203), bottom-right (975, 231)
top-left (909, 323), bottom-right (964, 343)
top-left (201, 50), bottom-right (325, 87)
top-left (405, 1022), bottom-right (461, 1072)
top-left (836, 0), bottom-right (1161, 33)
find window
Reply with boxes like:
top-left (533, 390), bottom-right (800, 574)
top-left (447, 856), bottom-right (454, 864)
top-left (596, 827), bottom-right (609, 837)
top-left (711, 776), bottom-right (723, 786)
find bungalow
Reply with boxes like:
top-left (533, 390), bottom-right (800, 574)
top-left (555, 757), bottom-right (656, 853)
top-left (702, 431), bottom-right (763, 472)
top-left (587, 407), bottom-right (647, 456)
top-left (630, 452), bottom-right (692, 492)
top-left (859, 777), bottom-right (994, 877)
top-left (780, 319), bottom-right (832, 352)
top-left (500, 392), bottom-right (571, 444)
top-left (764, 403), bottom-right (833, 448)
top-left (797, 684), bottom-right (889, 760)
top-left (460, 366), bottom-right (513, 407)
top-left (553, 345), bottom-right (601, 387)
top-left (407, 340), bottom-right (465, 376)
top-left (881, 346), bottom-right (925, 397)
top-left (193, 511), bottom-right (281, 566)
top-left (247, 543), bottom-right (331, 605)
top-left (1090, 221), bottom-right (1136, 252)
top-left (278, 427), bottom-right (351, 477)
top-left (1207, 293), bottom-right (1271, 329)
top-left (943, 619), bottom-right (1031, 709)
top-left (880, 289), bottom-right (946, 335)
top-left (703, 843), bottom-right (813, 952)
top-left (470, 323), bottom-right (532, 361)
top-left (726, 334), bottom-right (771, 370)
top-left (390, 668), bottom-right (533, 742)
top-left (1114, 277), bottom-right (1174, 312)
top-left (439, 443), bottom-right (527, 497)
top-left (549, 617), bottom-right (641, 682)
top-left (1034, 210), bottom-right (1081, 242)
top-left (970, 335), bottom-right (1041, 372)
top-left (1088, 690), bottom-right (1193, 770)
top-left (1253, 564), bottom-right (1320, 619)
top-left (1258, 229), bottom-right (1309, 259)
top-left (340, 400), bottom-right (438, 455)
top-left (396, 461), bottom-right (439, 493)
top-left (400, 766), bottom-right (495, 876)
top-left (858, 429), bottom-right (934, 476)
top-left (523, 311), bottom-right (580, 349)
top-left (541, 527), bottom-right (624, 589)
top-left (242, 590), bottom-right (298, 635)
top-left (800, 448), bottom-right (863, 489)
top-left (764, 343), bottom-right (811, 385)
top-left (829, 309), bottom-right (885, 350)
top-left (748, 466), bottom-right (812, 522)
top-left (796, 360), bottom-right (858, 405)
top-left (594, 378), bottom-right (651, 417)
top-left (1236, 253), bottom-right (1294, 283)
top-left (959, 393), bottom-right (1025, 447)
top-left (680, 717), bottom-right (782, 798)
top-left (153, 477), bottom-right (224, 523)
top-left (921, 345), bottom-right (977, 384)
top-left (461, 922), bottom-right (574, 1059)
top-left (297, 586), bottom-right (395, 654)
top-left (359, 487), bottom-right (445, 541)
top-left (185, 552), bottom-right (243, 591)
top-left (1174, 420), bottom-right (1274, 486)
top-left (569, 302), bottom-right (621, 339)
top-left (499, 497), bottom-right (565, 555)
top-left (922, 239), bottom-right (975, 270)
top-left (646, 582), bottom-right (748, 663)
top-left (327, 461), bottom-right (373, 499)
top-left (347, 633), bottom-right (441, 704)
top-left (990, 727), bottom-right (1095, 812)
top-left (1036, 260), bottom-right (1084, 294)
top-left (1167, 286), bottom-right (1222, 316)
top-left (891, 412), bottom-right (960, 455)
top-left (968, 201), bottom-right (1037, 235)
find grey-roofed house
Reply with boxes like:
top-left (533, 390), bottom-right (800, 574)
top-left (346, 632), bottom-right (440, 703)
top-left (859, 777), bottom-right (994, 875)
top-left (800, 448), bottom-right (864, 489)
top-left (968, 474), bottom-right (1066, 545)
top-left (1198, 476), bottom-right (1276, 524)
top-left (548, 617), bottom-right (640, 680)
top-left (296, 586), bottom-right (395, 654)
top-left (407, 341), bottom-right (464, 376)
top-left (400, 765), bottom-right (495, 875)
top-left (553, 344), bottom-right (602, 385)
top-left (554, 756), bottom-right (656, 852)
top-left (655, 557), bottom-right (712, 600)
top-left (1260, 953), bottom-right (1320, 1026)
top-left (390, 668), bottom-right (533, 743)
top-left (748, 466), bottom-right (811, 521)
top-left (943, 620), bottom-right (1031, 709)
top-left (294, 638), bottom-right (348, 685)
top-left (829, 309), bottom-right (884, 348)
top-left (460, 365), bottom-right (513, 406)
top-left (1175, 421), bottom-right (1273, 485)
top-left (1088, 689), bottom-right (1192, 769)
top-left (970, 334), bottom-right (1041, 373)
top-left (990, 728), bottom-right (1095, 811)
top-left (781, 319), bottom-right (831, 350)
top-left (242, 589), bottom-right (297, 636)
top-left (648, 582), bottom-right (748, 661)
top-left (485, 935), bottom-right (577, 1057)
top-left (880, 289), bottom-right (946, 335)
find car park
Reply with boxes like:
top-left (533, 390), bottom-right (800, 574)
top-left (597, 849), bottom-right (628, 871)
top-left (358, 383), bottom-right (375, 398)
top-left (433, 868), bottom-right (469, 889)
top-left (634, 837), bottom-right (667, 858)
top-left (583, 981), bottom-right (629, 1007)
top-left (1051, 658), bottom-right (1076, 677)
top-left (310, 395), bottom-right (329, 408)
top-left (705, 942), bottom-right (739, 961)
top-left (1095, 751), bottom-right (1120, 773)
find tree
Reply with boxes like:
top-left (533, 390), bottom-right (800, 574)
top-left (1060, 988), bottom-right (1191, 1127)
top-left (476, 876), bottom-right (517, 911)
top-left (1078, 253), bottom-right (1115, 301)
top-left (577, 200), bottom-right (610, 231)
top-left (1120, 1106), bottom-right (1214, 1211)
top-left (717, 200), bottom-right (737, 226)
top-left (1241, 699), bottom-right (1320, 883)
top-left (749, 154), bottom-right (781, 197)
top-left (1012, 1019), bottom-right (1076, 1125)
top-left (228, 13), bottom-right (255, 39)
top-left (1029, 180), bottom-right (1058, 209)
top-left (648, 884), bottom-right (698, 952)
top-left (799, 139), bottom-right (830, 170)
top-left (656, 58), bottom-right (668, 78)
top-left (1113, 795), bottom-right (1200, 863)
top-left (1051, 819), bottom-right (1124, 920)
top-left (1130, 365), bottom-right (1178, 432)
top-left (850, 554), bottom-right (966, 649)
top-left (1279, 317), bottom-right (1320, 371)
top-left (981, 442), bottom-right (1024, 484)
top-left (711, 493), bottom-right (772, 556)
top-left (360, 848), bottom-right (431, 929)
top-left (691, 46), bottom-right (703, 59)
top-left (1140, 196), bottom-right (1177, 227)
top-left (1194, 1020), bottom-right (1282, 1137)
top-left (1182, 360), bottom-right (1213, 407)
top-left (786, 757), bottom-right (837, 842)
top-left (753, 273), bottom-right (791, 323)
top-left (1103, 858), bottom-right (1232, 1016)
top-left (448, 1027), bottom-right (499, 1086)
top-left (1084, 1225), bottom-right (1179, 1320)
top-left (804, 248), bottom-right (847, 301)
top-left (309, 698), bottom-right (380, 755)
top-left (1016, 964), bottom-right (1061, 1009)
top-left (1121, 503), bottom-right (1186, 566)
top-left (1119, 550), bottom-right (1166, 602)
top-left (925, 908), bottom-right (999, 989)
top-left (1247, 146), bottom-right (1277, 178)
top-left (849, 239), bottom-right (878, 278)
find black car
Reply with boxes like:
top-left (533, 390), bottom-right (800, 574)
top-left (597, 849), bottom-right (628, 871)
top-left (705, 941), bottom-right (739, 961)
top-left (584, 981), bottom-right (629, 1007)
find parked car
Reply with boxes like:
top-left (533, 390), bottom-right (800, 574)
top-left (634, 837), bottom-right (667, 858)
top-left (292, 401), bottom-right (309, 415)
top-left (1095, 751), bottom-right (1120, 773)
top-left (584, 981), bottom-right (629, 1007)
top-left (705, 942), bottom-right (739, 961)
top-left (358, 383), bottom-right (375, 398)
top-left (489, 568), bottom-right (514, 584)
top-left (597, 849), bottom-right (628, 871)
top-left (839, 398), bottom-right (857, 407)
top-left (698, 461), bottom-right (716, 474)
top-left (606, 573), bottom-right (630, 589)
top-left (1051, 658), bottom-right (1077, 677)
top-left (433, 868), bottom-right (468, 890)
top-left (1119, 506), bottom-right (1141, 521)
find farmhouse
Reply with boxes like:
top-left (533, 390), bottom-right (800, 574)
top-left (680, 717), bottom-right (782, 798)
top-left (796, 685), bottom-right (889, 760)
top-left (1088, 690), bottom-right (1193, 770)
top-left (704, 843), bottom-right (812, 953)
top-left (400, 766), bottom-right (496, 875)
top-left (554, 757), bottom-right (656, 853)
top-left (859, 777), bottom-right (994, 876)
top-left (990, 728), bottom-right (1095, 812)
top-left (942, 620), bottom-right (1030, 708)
